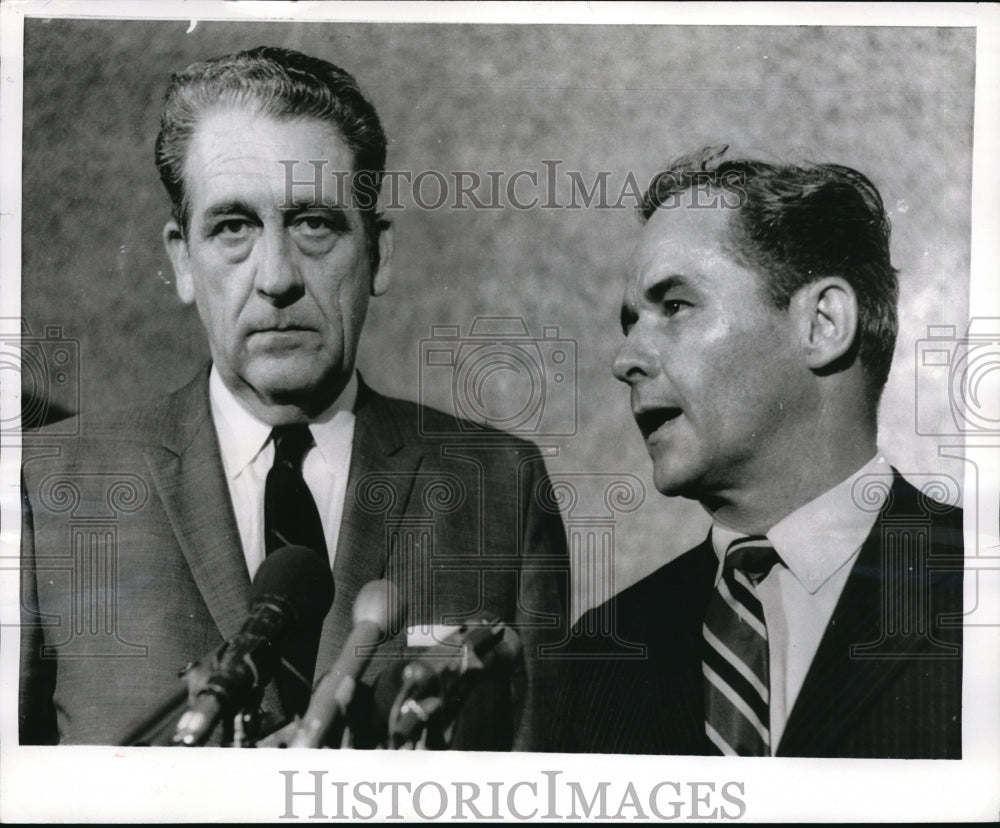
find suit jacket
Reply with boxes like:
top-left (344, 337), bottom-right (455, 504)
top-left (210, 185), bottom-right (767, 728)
top-left (548, 474), bottom-right (963, 758)
top-left (20, 368), bottom-right (570, 748)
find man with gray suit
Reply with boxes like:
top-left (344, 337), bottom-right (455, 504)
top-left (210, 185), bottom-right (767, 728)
top-left (20, 46), bottom-right (568, 748)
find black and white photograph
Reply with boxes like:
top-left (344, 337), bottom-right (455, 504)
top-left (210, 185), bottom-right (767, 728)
top-left (1, 1), bottom-right (997, 822)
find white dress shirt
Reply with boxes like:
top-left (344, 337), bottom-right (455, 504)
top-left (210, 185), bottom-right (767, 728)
top-left (710, 452), bottom-right (892, 753)
top-left (209, 367), bottom-right (357, 580)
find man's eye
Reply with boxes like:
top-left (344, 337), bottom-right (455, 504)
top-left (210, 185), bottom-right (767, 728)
top-left (294, 216), bottom-right (335, 236)
top-left (215, 219), bottom-right (253, 238)
top-left (663, 300), bottom-right (689, 316)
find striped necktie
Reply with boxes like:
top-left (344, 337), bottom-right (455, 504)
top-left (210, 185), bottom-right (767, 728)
top-left (703, 535), bottom-right (781, 756)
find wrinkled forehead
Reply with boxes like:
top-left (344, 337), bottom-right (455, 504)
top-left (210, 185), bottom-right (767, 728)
top-left (625, 196), bottom-right (744, 295)
top-left (189, 106), bottom-right (351, 160)
top-left (183, 107), bottom-right (356, 205)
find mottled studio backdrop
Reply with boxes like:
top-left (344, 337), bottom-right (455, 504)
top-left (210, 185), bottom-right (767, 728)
top-left (21, 19), bottom-right (974, 618)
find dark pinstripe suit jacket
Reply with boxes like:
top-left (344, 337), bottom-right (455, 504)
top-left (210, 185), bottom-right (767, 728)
top-left (20, 367), bottom-right (569, 748)
top-left (548, 474), bottom-right (963, 758)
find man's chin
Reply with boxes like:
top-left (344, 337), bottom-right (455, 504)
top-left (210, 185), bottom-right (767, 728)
top-left (241, 362), bottom-right (348, 413)
top-left (651, 464), bottom-right (701, 500)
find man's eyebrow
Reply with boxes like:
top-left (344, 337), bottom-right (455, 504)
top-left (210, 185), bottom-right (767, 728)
top-left (643, 274), bottom-right (689, 305)
top-left (621, 274), bottom-right (693, 332)
top-left (203, 200), bottom-right (257, 218)
top-left (282, 199), bottom-right (348, 213)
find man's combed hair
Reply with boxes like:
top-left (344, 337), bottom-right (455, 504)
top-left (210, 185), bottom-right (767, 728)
top-left (154, 46), bottom-right (388, 261)
top-left (641, 145), bottom-right (899, 394)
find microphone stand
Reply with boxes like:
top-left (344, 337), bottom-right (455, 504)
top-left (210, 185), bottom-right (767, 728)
top-left (118, 545), bottom-right (334, 747)
top-left (117, 650), bottom-right (274, 747)
top-left (387, 616), bottom-right (506, 750)
top-left (117, 658), bottom-right (215, 747)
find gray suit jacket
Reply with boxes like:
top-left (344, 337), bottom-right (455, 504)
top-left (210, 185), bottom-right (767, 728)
top-left (20, 368), bottom-right (570, 748)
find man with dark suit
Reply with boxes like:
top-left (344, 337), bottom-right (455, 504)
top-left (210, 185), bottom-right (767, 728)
top-left (550, 147), bottom-right (963, 758)
top-left (20, 46), bottom-right (569, 748)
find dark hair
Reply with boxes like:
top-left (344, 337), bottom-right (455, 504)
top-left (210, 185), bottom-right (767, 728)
top-left (641, 145), bottom-right (899, 394)
top-left (154, 46), bottom-right (388, 264)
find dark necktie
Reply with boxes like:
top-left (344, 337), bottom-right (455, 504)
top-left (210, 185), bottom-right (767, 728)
top-left (263, 425), bottom-right (329, 717)
top-left (265, 425), bottom-right (328, 558)
top-left (703, 535), bottom-right (781, 756)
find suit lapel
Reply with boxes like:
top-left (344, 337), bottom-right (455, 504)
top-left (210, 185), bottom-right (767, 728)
top-left (587, 537), bottom-right (716, 754)
top-left (314, 381), bottom-right (422, 676)
top-left (139, 371), bottom-right (424, 718)
top-left (142, 369), bottom-right (288, 717)
top-left (142, 369), bottom-right (251, 642)
top-left (661, 537), bottom-right (718, 753)
top-left (776, 474), bottom-right (929, 756)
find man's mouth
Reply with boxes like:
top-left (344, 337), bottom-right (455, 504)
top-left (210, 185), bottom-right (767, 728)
top-left (247, 326), bottom-right (318, 350)
top-left (253, 324), bottom-right (314, 334)
top-left (634, 406), bottom-right (683, 439)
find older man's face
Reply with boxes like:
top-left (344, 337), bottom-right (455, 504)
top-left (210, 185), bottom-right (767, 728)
top-left (164, 107), bottom-right (391, 422)
top-left (613, 194), bottom-right (814, 505)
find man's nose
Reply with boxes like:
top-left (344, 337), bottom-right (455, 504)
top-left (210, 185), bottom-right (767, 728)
top-left (612, 327), bottom-right (658, 385)
top-left (254, 229), bottom-right (304, 305)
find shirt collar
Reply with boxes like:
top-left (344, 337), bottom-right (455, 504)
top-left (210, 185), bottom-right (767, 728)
top-left (303, 376), bottom-right (357, 466)
top-left (711, 452), bottom-right (891, 594)
top-left (209, 367), bottom-right (358, 479)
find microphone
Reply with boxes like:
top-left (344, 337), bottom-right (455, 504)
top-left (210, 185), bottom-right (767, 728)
top-left (290, 579), bottom-right (405, 748)
top-left (386, 617), bottom-right (523, 749)
top-left (172, 546), bottom-right (334, 746)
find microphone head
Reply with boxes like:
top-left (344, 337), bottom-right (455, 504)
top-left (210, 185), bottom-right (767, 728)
top-left (368, 659), bottom-right (409, 746)
top-left (251, 545), bottom-right (334, 628)
top-left (492, 625), bottom-right (523, 671)
top-left (352, 579), bottom-right (406, 634)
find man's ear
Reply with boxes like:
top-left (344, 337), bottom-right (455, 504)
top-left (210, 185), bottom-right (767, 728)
top-left (792, 276), bottom-right (859, 372)
top-left (371, 221), bottom-right (394, 297)
top-left (163, 219), bottom-right (195, 305)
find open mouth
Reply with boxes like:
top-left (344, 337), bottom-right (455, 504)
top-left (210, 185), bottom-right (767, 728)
top-left (634, 407), bottom-right (682, 439)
